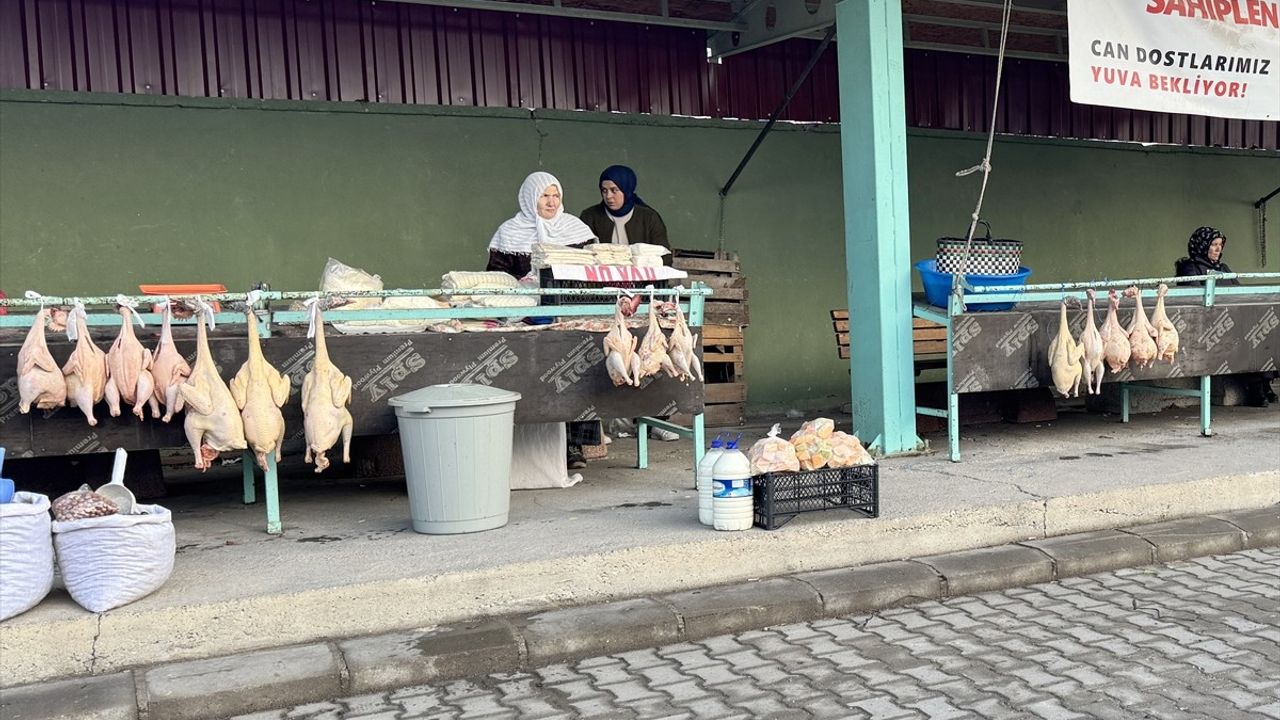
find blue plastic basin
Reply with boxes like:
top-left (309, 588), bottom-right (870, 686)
top-left (915, 259), bottom-right (1032, 311)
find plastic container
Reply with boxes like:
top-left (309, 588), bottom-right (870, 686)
top-left (696, 435), bottom-right (726, 526)
top-left (711, 439), bottom-right (752, 531)
top-left (389, 384), bottom-right (522, 534)
top-left (0, 447), bottom-right (11, 504)
top-left (915, 259), bottom-right (1032, 312)
top-left (753, 465), bottom-right (879, 530)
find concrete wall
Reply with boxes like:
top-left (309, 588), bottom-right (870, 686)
top-left (2, 91), bottom-right (1276, 409)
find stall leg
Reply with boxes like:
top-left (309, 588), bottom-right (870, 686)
top-left (242, 451), bottom-right (257, 504)
top-left (264, 453), bottom-right (282, 535)
top-left (947, 392), bottom-right (960, 462)
top-left (1200, 375), bottom-right (1213, 437)
top-left (636, 419), bottom-right (650, 469)
top-left (1121, 385), bottom-right (1131, 424)
top-left (692, 413), bottom-right (706, 489)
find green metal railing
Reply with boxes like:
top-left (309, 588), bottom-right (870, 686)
top-left (0, 285), bottom-right (713, 330)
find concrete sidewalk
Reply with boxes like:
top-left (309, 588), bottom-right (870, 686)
top-left (0, 405), bottom-right (1277, 713)
top-left (5, 507), bottom-right (1278, 720)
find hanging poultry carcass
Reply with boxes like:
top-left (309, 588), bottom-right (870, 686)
top-left (151, 298), bottom-right (193, 422)
top-left (104, 297), bottom-right (158, 420)
top-left (62, 302), bottom-right (108, 426)
top-left (667, 297), bottom-right (703, 383)
top-left (1047, 300), bottom-right (1084, 398)
top-left (301, 300), bottom-right (354, 473)
top-left (1125, 286), bottom-right (1159, 369)
top-left (179, 301), bottom-right (248, 470)
top-left (1078, 289), bottom-right (1106, 395)
top-left (1151, 283), bottom-right (1180, 363)
top-left (17, 305), bottom-right (67, 413)
top-left (230, 295), bottom-right (291, 471)
top-left (1099, 289), bottom-right (1132, 373)
top-left (603, 297), bottom-right (641, 387)
top-left (634, 296), bottom-right (676, 381)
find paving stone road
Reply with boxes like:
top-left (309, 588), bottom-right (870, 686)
top-left (239, 548), bottom-right (1280, 720)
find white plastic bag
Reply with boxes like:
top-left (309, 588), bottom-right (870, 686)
top-left (320, 257), bottom-right (384, 295)
top-left (53, 504), bottom-right (176, 613)
top-left (0, 492), bottom-right (55, 621)
top-left (510, 423), bottom-right (582, 490)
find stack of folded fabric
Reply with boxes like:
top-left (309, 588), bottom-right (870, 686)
top-left (630, 243), bottom-right (670, 268)
top-left (588, 243), bottom-right (633, 265)
top-left (441, 270), bottom-right (536, 307)
top-left (532, 243), bottom-right (596, 269)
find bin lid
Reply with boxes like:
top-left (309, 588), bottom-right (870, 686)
top-left (388, 383), bottom-right (522, 413)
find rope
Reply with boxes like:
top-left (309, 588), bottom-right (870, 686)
top-left (952, 0), bottom-right (1015, 301)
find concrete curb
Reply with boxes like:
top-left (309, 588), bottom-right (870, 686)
top-left (3, 506), bottom-right (1275, 720)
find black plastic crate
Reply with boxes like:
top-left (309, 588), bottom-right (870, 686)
top-left (752, 465), bottom-right (879, 530)
top-left (538, 268), bottom-right (669, 306)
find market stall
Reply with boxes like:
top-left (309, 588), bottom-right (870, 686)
top-left (915, 273), bottom-right (1280, 461)
top-left (0, 283), bottom-right (712, 533)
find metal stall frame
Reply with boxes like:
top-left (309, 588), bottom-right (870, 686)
top-left (912, 272), bottom-right (1280, 462)
top-left (1, 285), bottom-right (712, 533)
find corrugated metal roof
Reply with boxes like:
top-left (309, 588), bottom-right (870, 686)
top-left (1, 0), bottom-right (1275, 150)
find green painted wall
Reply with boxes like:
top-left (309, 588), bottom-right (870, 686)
top-left (2, 92), bottom-right (1276, 410)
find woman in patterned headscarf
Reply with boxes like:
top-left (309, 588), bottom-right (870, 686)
top-left (488, 171), bottom-right (597, 279)
top-left (1175, 226), bottom-right (1276, 406)
top-left (1175, 226), bottom-right (1239, 285)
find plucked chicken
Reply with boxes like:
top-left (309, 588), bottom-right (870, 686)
top-left (180, 304), bottom-right (248, 470)
top-left (635, 299), bottom-right (676, 380)
top-left (1078, 289), bottom-right (1106, 395)
top-left (104, 300), bottom-right (158, 420)
top-left (151, 300), bottom-right (192, 422)
top-left (17, 307), bottom-right (67, 413)
top-left (667, 300), bottom-right (703, 383)
top-left (301, 303), bottom-right (354, 473)
top-left (230, 308), bottom-right (290, 471)
top-left (1151, 283), bottom-right (1180, 363)
top-left (1047, 300), bottom-right (1084, 398)
top-left (62, 304), bottom-right (108, 426)
top-left (1099, 289), bottom-right (1132, 373)
top-left (603, 299), bottom-right (640, 387)
top-left (1125, 286), bottom-right (1158, 369)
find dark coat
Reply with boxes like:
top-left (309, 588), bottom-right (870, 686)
top-left (1174, 256), bottom-right (1240, 286)
top-left (579, 204), bottom-right (670, 259)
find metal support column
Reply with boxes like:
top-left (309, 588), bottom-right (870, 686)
top-left (835, 0), bottom-right (923, 456)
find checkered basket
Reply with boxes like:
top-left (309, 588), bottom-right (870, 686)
top-left (936, 221), bottom-right (1022, 275)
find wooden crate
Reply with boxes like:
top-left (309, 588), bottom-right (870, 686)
top-left (672, 248), bottom-right (749, 327)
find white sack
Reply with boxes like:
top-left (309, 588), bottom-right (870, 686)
top-left (0, 492), bottom-right (55, 621)
top-left (510, 422), bottom-right (582, 490)
top-left (53, 504), bottom-right (176, 613)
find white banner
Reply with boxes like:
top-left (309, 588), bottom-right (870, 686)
top-left (1068, 0), bottom-right (1279, 121)
top-left (548, 265), bottom-right (687, 282)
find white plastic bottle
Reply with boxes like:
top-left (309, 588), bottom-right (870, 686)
top-left (696, 435), bottom-right (726, 526)
top-left (712, 437), bottom-right (753, 531)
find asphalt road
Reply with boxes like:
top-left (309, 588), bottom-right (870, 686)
top-left (237, 548), bottom-right (1280, 720)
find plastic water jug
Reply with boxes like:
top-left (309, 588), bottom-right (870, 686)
top-left (696, 435), bottom-right (726, 526)
top-left (712, 437), bottom-right (752, 531)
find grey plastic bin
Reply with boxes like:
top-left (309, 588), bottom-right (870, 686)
top-left (389, 384), bottom-right (522, 534)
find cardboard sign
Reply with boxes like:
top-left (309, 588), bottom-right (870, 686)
top-left (1069, 0), bottom-right (1279, 120)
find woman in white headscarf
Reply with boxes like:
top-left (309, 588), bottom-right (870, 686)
top-left (487, 171), bottom-right (597, 279)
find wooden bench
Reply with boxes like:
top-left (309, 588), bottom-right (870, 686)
top-left (830, 310), bottom-right (947, 375)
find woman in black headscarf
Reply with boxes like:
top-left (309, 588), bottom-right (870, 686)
top-left (1175, 226), bottom-right (1239, 285)
top-left (579, 165), bottom-right (670, 255)
top-left (1175, 226), bottom-right (1277, 406)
